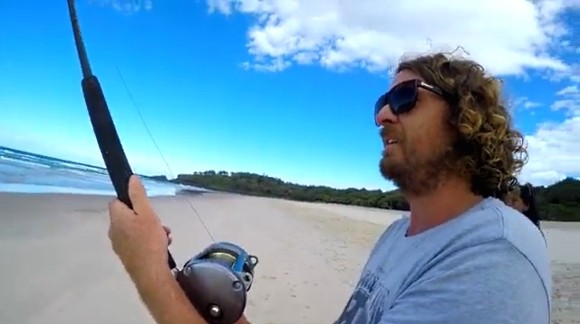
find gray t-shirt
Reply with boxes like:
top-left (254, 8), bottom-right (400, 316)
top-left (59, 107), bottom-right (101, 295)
top-left (335, 197), bottom-right (551, 323)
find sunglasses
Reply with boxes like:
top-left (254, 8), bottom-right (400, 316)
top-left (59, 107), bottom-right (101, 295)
top-left (374, 79), bottom-right (446, 126)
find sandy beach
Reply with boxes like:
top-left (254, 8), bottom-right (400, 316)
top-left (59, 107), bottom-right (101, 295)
top-left (0, 192), bottom-right (577, 324)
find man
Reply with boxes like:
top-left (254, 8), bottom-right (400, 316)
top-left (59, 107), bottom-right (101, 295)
top-left (333, 54), bottom-right (551, 323)
top-left (108, 53), bottom-right (551, 324)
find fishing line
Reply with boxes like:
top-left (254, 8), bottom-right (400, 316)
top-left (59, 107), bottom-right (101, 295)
top-left (114, 65), bottom-right (216, 243)
top-left (68, 3), bottom-right (260, 321)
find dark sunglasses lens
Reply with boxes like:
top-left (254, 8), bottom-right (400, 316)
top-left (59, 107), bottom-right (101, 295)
top-left (390, 84), bottom-right (417, 114)
top-left (374, 94), bottom-right (387, 117)
top-left (373, 81), bottom-right (420, 125)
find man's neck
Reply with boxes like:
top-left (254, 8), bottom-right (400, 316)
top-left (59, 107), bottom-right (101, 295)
top-left (405, 179), bottom-right (484, 236)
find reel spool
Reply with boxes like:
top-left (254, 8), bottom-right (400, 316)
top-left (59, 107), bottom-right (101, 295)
top-left (176, 242), bottom-right (259, 324)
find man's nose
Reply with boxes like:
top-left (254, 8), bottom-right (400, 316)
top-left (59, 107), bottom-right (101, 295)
top-left (375, 105), bottom-right (398, 126)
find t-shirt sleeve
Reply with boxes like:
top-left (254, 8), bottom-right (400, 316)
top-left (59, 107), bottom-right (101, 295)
top-left (380, 238), bottom-right (550, 324)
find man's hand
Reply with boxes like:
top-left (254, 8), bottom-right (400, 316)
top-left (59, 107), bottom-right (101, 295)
top-left (107, 176), bottom-right (252, 324)
top-left (108, 175), bottom-right (171, 280)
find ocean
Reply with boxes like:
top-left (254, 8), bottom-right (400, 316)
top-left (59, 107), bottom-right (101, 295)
top-left (0, 146), bottom-right (205, 197)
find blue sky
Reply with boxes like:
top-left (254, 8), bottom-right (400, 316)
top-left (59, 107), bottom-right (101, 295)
top-left (1, 0), bottom-right (579, 190)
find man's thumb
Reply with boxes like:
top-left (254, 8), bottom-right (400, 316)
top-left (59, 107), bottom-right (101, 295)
top-left (128, 175), bottom-right (151, 214)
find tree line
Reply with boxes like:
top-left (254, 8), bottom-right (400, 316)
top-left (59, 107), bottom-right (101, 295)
top-left (150, 171), bottom-right (580, 222)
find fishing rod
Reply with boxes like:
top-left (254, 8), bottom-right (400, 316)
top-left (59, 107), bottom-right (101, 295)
top-left (66, 1), bottom-right (259, 323)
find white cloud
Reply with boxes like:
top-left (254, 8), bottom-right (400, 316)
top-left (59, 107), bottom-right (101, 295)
top-left (89, 0), bottom-right (153, 13)
top-left (513, 97), bottom-right (543, 111)
top-left (551, 84), bottom-right (580, 115)
top-left (204, 0), bottom-right (580, 187)
top-left (205, 0), bottom-right (577, 76)
top-left (547, 62), bottom-right (580, 83)
top-left (522, 101), bottom-right (543, 109)
top-left (557, 85), bottom-right (579, 96)
top-left (521, 83), bottom-right (580, 185)
top-left (521, 115), bottom-right (580, 186)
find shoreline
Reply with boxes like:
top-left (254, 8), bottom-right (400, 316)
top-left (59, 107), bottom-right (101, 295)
top-left (4, 190), bottom-right (577, 224)
top-left (1, 192), bottom-right (578, 323)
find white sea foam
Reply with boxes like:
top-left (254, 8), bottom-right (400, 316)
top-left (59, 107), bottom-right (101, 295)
top-left (0, 179), bottom-right (203, 197)
top-left (0, 147), bottom-right (206, 197)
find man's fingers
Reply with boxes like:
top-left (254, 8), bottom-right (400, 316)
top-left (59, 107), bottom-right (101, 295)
top-left (127, 175), bottom-right (153, 216)
top-left (109, 199), bottom-right (134, 222)
top-left (108, 199), bottom-right (135, 247)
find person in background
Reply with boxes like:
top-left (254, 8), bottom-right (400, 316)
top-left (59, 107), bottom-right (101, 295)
top-left (506, 182), bottom-right (543, 230)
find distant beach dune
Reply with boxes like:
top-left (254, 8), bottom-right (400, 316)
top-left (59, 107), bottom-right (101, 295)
top-left (0, 192), bottom-right (577, 324)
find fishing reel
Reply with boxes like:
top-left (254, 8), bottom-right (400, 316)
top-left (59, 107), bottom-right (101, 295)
top-left (175, 242), bottom-right (259, 324)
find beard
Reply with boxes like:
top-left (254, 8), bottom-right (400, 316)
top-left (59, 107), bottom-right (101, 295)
top-left (379, 140), bottom-right (460, 197)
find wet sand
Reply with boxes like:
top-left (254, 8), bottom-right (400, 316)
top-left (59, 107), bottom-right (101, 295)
top-left (0, 192), bottom-right (577, 323)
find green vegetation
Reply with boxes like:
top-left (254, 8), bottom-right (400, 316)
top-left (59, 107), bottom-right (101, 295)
top-left (534, 178), bottom-right (580, 222)
top-left (158, 171), bottom-right (580, 222)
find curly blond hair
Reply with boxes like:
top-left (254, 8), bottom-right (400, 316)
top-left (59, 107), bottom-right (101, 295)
top-left (396, 52), bottom-right (528, 198)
